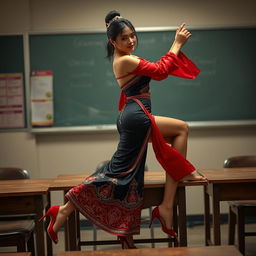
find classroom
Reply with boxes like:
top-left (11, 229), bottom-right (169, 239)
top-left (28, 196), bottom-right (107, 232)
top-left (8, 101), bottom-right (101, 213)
top-left (0, 0), bottom-right (256, 256)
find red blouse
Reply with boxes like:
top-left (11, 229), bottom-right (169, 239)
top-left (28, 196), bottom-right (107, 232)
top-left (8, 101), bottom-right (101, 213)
top-left (118, 51), bottom-right (200, 111)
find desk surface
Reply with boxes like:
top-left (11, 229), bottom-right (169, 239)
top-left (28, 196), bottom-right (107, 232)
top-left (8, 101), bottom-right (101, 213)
top-left (199, 167), bottom-right (256, 183)
top-left (0, 179), bottom-right (52, 196)
top-left (0, 253), bottom-right (32, 256)
top-left (49, 171), bottom-right (207, 191)
top-left (57, 246), bottom-right (241, 256)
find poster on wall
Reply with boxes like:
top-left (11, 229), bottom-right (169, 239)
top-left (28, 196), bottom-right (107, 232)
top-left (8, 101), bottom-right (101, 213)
top-left (0, 73), bottom-right (25, 128)
top-left (31, 70), bottom-right (54, 127)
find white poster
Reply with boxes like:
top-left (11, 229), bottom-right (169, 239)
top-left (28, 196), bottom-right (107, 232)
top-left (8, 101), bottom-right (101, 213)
top-left (0, 73), bottom-right (25, 128)
top-left (31, 70), bottom-right (53, 126)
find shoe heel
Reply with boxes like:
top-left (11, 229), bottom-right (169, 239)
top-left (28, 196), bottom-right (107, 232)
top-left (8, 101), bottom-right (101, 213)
top-left (149, 215), bottom-right (155, 228)
top-left (149, 207), bottom-right (158, 228)
top-left (38, 213), bottom-right (47, 222)
top-left (118, 236), bottom-right (137, 249)
top-left (38, 208), bottom-right (51, 222)
top-left (118, 237), bottom-right (125, 249)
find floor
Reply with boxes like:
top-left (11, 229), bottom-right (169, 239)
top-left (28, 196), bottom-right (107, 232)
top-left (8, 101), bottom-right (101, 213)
top-left (1, 222), bottom-right (255, 255)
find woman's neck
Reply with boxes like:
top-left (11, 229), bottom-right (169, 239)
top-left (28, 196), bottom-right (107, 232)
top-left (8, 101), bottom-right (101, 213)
top-left (114, 50), bottom-right (131, 58)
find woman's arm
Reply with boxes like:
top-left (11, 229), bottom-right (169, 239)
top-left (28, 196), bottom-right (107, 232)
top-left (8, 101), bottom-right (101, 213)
top-left (117, 24), bottom-right (198, 81)
top-left (169, 23), bottom-right (192, 56)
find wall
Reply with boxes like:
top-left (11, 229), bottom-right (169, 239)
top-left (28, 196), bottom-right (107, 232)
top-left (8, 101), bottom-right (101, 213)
top-left (0, 0), bottom-right (256, 214)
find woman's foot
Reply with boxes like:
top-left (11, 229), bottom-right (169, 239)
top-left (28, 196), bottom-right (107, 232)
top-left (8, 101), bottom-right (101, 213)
top-left (118, 236), bottom-right (137, 249)
top-left (52, 201), bottom-right (76, 233)
top-left (52, 205), bottom-right (63, 233)
top-left (181, 171), bottom-right (208, 182)
top-left (149, 205), bottom-right (177, 237)
top-left (39, 206), bottom-right (60, 244)
top-left (157, 205), bottom-right (173, 230)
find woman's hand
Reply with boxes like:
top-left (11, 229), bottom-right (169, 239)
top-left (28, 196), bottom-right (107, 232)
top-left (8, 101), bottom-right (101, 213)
top-left (174, 23), bottom-right (192, 47)
top-left (169, 23), bottom-right (192, 56)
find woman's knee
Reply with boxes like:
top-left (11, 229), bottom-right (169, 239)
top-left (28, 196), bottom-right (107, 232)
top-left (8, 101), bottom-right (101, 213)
top-left (179, 121), bottom-right (189, 135)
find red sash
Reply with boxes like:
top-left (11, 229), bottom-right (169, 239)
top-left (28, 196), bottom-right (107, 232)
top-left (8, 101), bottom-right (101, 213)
top-left (129, 97), bottom-right (195, 181)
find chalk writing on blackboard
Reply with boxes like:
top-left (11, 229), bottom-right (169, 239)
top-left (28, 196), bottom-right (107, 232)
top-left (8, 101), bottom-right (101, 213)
top-left (68, 59), bottom-right (95, 67)
top-left (73, 38), bottom-right (104, 48)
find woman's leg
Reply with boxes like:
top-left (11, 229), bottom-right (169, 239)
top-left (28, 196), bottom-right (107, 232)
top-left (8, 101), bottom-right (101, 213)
top-left (154, 115), bottom-right (207, 181)
top-left (154, 116), bottom-right (188, 155)
top-left (158, 173), bottom-right (178, 229)
top-left (152, 116), bottom-right (205, 229)
top-left (53, 201), bottom-right (76, 232)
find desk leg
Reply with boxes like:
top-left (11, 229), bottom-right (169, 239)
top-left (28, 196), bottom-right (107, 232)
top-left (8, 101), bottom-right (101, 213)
top-left (204, 186), bottom-right (211, 246)
top-left (64, 191), bottom-right (78, 251)
top-left (212, 186), bottom-right (221, 245)
top-left (67, 211), bottom-right (78, 250)
top-left (173, 204), bottom-right (178, 247)
top-left (177, 186), bottom-right (187, 246)
top-left (76, 211), bottom-right (81, 250)
top-left (64, 191), bottom-right (69, 251)
top-left (35, 196), bottom-right (46, 256)
top-left (46, 192), bottom-right (53, 256)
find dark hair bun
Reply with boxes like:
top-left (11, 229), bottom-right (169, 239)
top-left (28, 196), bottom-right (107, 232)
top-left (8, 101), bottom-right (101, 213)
top-left (105, 10), bottom-right (121, 24)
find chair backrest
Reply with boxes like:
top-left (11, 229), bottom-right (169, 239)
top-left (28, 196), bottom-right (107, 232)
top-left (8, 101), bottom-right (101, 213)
top-left (224, 155), bottom-right (256, 168)
top-left (0, 168), bottom-right (30, 180)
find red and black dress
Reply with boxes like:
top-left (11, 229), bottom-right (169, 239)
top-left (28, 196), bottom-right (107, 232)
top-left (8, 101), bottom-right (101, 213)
top-left (65, 51), bottom-right (200, 237)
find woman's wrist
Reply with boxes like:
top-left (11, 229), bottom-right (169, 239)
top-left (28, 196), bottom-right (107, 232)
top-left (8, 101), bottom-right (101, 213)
top-left (169, 41), bottom-right (183, 56)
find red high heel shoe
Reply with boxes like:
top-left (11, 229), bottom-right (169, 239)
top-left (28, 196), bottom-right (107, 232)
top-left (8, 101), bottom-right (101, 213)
top-left (39, 206), bottom-right (60, 244)
top-left (118, 236), bottom-right (137, 249)
top-left (149, 206), bottom-right (177, 238)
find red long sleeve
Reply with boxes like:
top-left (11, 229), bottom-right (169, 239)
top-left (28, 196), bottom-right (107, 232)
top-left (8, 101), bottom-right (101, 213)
top-left (131, 51), bottom-right (200, 80)
top-left (118, 51), bottom-right (200, 110)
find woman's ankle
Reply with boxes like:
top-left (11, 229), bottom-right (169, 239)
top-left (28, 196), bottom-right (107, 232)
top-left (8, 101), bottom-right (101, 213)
top-left (61, 201), bottom-right (75, 215)
top-left (158, 205), bottom-right (174, 228)
top-left (159, 204), bottom-right (173, 212)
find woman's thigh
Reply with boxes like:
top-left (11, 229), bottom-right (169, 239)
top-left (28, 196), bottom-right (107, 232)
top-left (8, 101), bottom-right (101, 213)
top-left (152, 115), bottom-right (188, 140)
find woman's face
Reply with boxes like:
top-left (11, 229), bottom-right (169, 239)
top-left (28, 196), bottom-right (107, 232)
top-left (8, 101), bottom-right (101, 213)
top-left (111, 25), bottom-right (137, 55)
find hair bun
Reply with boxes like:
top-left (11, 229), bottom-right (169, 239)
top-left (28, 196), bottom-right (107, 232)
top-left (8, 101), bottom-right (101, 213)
top-left (105, 10), bottom-right (121, 24)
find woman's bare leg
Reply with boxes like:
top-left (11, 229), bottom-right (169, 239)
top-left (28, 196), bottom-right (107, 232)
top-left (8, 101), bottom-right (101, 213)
top-left (152, 116), bottom-right (206, 229)
top-left (158, 173), bottom-right (178, 229)
top-left (154, 116), bottom-right (207, 181)
top-left (53, 201), bottom-right (76, 232)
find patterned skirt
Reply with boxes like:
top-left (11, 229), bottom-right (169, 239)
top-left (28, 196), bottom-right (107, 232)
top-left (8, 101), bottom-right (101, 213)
top-left (65, 98), bottom-right (151, 236)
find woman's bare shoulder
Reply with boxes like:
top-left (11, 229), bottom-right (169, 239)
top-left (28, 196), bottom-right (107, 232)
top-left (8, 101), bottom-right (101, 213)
top-left (114, 55), bottom-right (140, 71)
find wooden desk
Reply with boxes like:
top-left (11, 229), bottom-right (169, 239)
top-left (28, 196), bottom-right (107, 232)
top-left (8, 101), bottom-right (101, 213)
top-left (0, 179), bottom-right (52, 256)
top-left (50, 172), bottom-right (206, 250)
top-left (56, 245), bottom-right (242, 256)
top-left (0, 253), bottom-right (31, 256)
top-left (200, 167), bottom-right (256, 246)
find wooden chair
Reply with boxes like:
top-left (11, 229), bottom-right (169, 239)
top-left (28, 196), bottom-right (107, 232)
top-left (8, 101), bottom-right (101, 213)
top-left (0, 167), bottom-right (36, 255)
top-left (0, 220), bottom-right (35, 254)
top-left (224, 156), bottom-right (256, 255)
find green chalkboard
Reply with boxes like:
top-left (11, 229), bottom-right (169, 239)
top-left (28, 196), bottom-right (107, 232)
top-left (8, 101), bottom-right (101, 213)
top-left (0, 35), bottom-right (24, 73)
top-left (29, 28), bottom-right (256, 127)
top-left (0, 35), bottom-right (26, 128)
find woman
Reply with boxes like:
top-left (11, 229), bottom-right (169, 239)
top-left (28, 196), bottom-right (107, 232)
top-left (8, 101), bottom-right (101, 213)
top-left (40, 10), bottom-right (206, 249)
